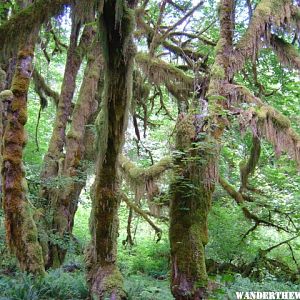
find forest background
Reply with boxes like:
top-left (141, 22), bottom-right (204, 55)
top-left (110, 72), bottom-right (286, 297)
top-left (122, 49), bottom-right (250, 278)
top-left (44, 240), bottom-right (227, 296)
top-left (0, 0), bottom-right (299, 299)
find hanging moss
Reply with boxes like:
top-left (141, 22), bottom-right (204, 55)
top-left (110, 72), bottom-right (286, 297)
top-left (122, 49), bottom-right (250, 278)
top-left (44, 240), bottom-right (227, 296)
top-left (135, 52), bottom-right (194, 88)
top-left (257, 105), bottom-right (291, 129)
top-left (270, 34), bottom-right (300, 71)
top-left (224, 82), bottom-right (300, 166)
top-left (232, 0), bottom-right (292, 73)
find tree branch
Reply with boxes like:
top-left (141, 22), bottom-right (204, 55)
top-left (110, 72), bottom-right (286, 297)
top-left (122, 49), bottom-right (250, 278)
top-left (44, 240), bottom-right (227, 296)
top-left (269, 34), bottom-right (300, 70)
top-left (32, 68), bottom-right (60, 106)
top-left (239, 135), bottom-right (261, 191)
top-left (219, 176), bottom-right (289, 232)
top-left (121, 193), bottom-right (162, 242)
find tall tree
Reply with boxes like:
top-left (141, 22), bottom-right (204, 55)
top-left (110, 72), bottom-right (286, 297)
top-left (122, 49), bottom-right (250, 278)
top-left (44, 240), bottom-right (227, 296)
top-left (38, 2), bottom-right (95, 268)
top-left (46, 41), bottom-right (103, 267)
top-left (86, 0), bottom-right (136, 298)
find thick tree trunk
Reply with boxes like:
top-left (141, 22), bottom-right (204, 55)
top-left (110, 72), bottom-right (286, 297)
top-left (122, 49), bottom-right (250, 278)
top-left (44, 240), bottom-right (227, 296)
top-left (86, 1), bottom-right (135, 299)
top-left (169, 114), bottom-right (217, 299)
top-left (169, 1), bottom-right (235, 298)
top-left (0, 44), bottom-right (45, 274)
top-left (45, 42), bottom-right (103, 268)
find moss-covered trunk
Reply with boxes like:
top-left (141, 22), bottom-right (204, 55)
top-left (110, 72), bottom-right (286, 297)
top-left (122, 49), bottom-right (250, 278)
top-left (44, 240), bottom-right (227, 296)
top-left (86, 1), bottom-right (135, 299)
top-left (169, 114), bottom-right (217, 299)
top-left (0, 43), bottom-right (44, 274)
top-left (46, 42), bottom-right (103, 268)
top-left (169, 1), bottom-right (234, 298)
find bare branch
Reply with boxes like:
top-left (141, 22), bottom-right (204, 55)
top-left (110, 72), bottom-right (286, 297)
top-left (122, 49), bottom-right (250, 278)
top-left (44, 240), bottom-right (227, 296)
top-left (219, 176), bottom-right (290, 232)
top-left (121, 193), bottom-right (162, 242)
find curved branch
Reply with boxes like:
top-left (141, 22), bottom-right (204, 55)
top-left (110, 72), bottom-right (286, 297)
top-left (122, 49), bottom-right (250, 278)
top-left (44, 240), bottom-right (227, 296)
top-left (121, 193), bottom-right (162, 242)
top-left (32, 68), bottom-right (60, 106)
top-left (120, 154), bottom-right (172, 183)
top-left (219, 176), bottom-right (289, 232)
top-left (240, 136), bottom-right (261, 191)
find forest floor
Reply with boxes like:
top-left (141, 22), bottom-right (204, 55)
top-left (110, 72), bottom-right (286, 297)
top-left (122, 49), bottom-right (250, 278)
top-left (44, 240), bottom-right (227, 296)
top-left (0, 204), bottom-right (299, 300)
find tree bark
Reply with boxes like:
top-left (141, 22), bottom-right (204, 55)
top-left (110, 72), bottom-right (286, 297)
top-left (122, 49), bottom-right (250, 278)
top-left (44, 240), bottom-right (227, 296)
top-left (86, 1), bottom-right (136, 299)
top-left (0, 40), bottom-right (45, 274)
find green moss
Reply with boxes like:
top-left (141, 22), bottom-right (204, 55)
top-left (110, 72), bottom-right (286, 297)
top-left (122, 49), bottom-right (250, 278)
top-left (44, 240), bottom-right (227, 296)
top-left (176, 114), bottom-right (195, 150)
top-left (103, 269), bottom-right (125, 293)
top-left (214, 37), bottom-right (226, 55)
top-left (257, 105), bottom-right (291, 129)
top-left (135, 52), bottom-right (193, 86)
top-left (207, 94), bottom-right (227, 102)
top-left (0, 68), bottom-right (6, 87)
top-left (0, 90), bottom-right (13, 100)
top-left (67, 128), bottom-right (81, 140)
top-left (12, 76), bottom-right (30, 94)
top-left (211, 64), bottom-right (225, 80)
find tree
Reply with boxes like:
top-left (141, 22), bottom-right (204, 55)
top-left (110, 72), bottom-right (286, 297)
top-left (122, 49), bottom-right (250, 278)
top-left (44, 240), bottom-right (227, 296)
top-left (0, 7), bottom-right (45, 273)
top-left (85, 0), bottom-right (136, 298)
top-left (0, 0), bottom-right (299, 298)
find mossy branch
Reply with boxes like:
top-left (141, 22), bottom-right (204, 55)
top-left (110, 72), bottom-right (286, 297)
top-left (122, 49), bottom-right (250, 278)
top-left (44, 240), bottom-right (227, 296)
top-left (0, 0), bottom-right (72, 60)
top-left (232, 0), bottom-right (292, 73)
top-left (120, 154), bottom-right (172, 184)
top-left (240, 136), bottom-right (261, 191)
top-left (136, 52), bottom-right (193, 87)
top-left (222, 83), bottom-right (300, 166)
top-left (32, 68), bottom-right (60, 106)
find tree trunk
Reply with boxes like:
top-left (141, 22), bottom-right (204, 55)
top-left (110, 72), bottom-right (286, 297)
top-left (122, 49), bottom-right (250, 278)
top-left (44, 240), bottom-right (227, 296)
top-left (0, 43), bottom-right (45, 274)
top-left (38, 5), bottom-right (95, 267)
top-left (169, 1), bottom-right (234, 298)
top-left (169, 114), bottom-right (217, 299)
top-left (86, 1), bottom-right (135, 299)
top-left (45, 42), bottom-right (103, 268)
